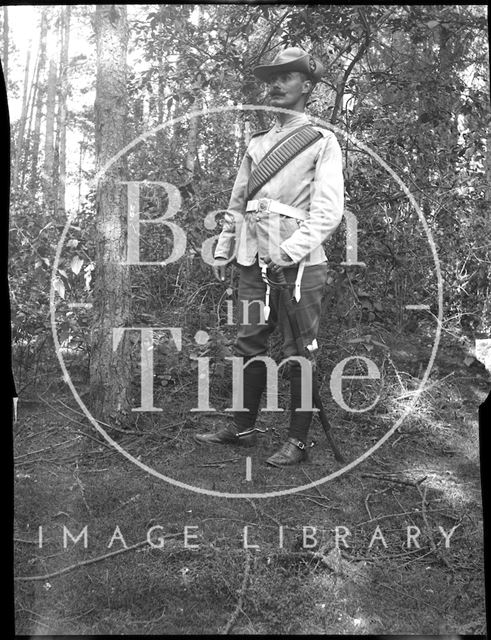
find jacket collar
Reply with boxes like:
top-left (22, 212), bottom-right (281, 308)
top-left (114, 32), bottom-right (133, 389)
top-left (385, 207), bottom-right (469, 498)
top-left (273, 111), bottom-right (309, 132)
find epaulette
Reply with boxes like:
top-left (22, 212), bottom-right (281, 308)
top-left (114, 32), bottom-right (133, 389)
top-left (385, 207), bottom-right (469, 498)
top-left (312, 123), bottom-right (333, 137)
top-left (250, 128), bottom-right (270, 138)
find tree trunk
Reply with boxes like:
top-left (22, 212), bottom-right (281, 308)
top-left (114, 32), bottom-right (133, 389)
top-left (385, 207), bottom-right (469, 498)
top-left (330, 13), bottom-right (370, 126)
top-left (184, 89), bottom-right (201, 184)
top-left (30, 7), bottom-right (48, 192)
top-left (43, 58), bottom-right (57, 209)
top-left (486, 61), bottom-right (491, 205)
top-left (157, 53), bottom-right (164, 125)
top-left (55, 5), bottom-right (71, 215)
top-left (20, 48), bottom-right (40, 193)
top-left (89, 4), bottom-right (131, 423)
top-left (2, 7), bottom-right (8, 88)
top-left (183, 3), bottom-right (201, 184)
top-left (12, 44), bottom-right (31, 193)
top-left (479, 56), bottom-right (491, 333)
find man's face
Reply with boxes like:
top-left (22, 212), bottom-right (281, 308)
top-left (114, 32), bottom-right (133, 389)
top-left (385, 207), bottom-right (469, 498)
top-left (266, 71), bottom-right (312, 111)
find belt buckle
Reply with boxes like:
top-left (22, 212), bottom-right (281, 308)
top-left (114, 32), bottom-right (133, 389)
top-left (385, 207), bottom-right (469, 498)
top-left (258, 198), bottom-right (270, 212)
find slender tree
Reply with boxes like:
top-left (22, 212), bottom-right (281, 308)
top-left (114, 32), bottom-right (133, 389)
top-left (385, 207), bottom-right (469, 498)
top-left (2, 6), bottom-right (8, 88)
top-left (486, 60), bottom-right (491, 205)
top-left (89, 4), bottom-right (131, 422)
top-left (183, 5), bottom-right (202, 185)
top-left (29, 7), bottom-right (48, 192)
top-left (43, 57), bottom-right (57, 209)
top-left (12, 43), bottom-right (32, 193)
top-left (55, 5), bottom-right (71, 214)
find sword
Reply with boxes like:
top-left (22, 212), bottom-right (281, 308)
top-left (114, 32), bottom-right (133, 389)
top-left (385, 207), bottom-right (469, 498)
top-left (263, 266), bottom-right (345, 463)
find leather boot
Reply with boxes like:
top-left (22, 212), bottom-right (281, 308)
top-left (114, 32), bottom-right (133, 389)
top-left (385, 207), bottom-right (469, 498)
top-left (266, 437), bottom-right (308, 467)
top-left (265, 363), bottom-right (313, 466)
top-left (193, 423), bottom-right (257, 447)
top-left (287, 362), bottom-right (314, 443)
top-left (194, 359), bottom-right (267, 447)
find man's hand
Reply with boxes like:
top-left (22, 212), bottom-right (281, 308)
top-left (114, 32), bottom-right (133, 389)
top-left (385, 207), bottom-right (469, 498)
top-left (263, 250), bottom-right (294, 272)
top-left (213, 257), bottom-right (229, 282)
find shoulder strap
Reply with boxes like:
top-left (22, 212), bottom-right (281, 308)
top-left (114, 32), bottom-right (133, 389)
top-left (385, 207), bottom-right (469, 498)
top-left (246, 124), bottom-right (322, 200)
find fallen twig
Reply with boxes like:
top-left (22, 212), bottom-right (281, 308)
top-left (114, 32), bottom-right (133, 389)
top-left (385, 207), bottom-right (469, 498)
top-left (18, 425), bottom-right (59, 442)
top-left (356, 506), bottom-right (453, 527)
top-left (17, 605), bottom-right (95, 622)
top-left (14, 537), bottom-right (39, 545)
top-left (394, 371), bottom-right (455, 400)
top-left (73, 460), bottom-right (92, 514)
top-left (192, 411), bottom-right (232, 418)
top-left (36, 397), bottom-right (114, 447)
top-left (198, 457), bottom-right (240, 467)
top-left (390, 433), bottom-right (405, 447)
top-left (56, 398), bottom-right (144, 435)
top-left (416, 484), bottom-right (453, 569)
top-left (222, 551), bottom-right (254, 634)
top-left (14, 454), bottom-right (82, 467)
top-left (41, 395), bottom-right (170, 437)
top-left (301, 497), bottom-right (342, 510)
top-left (14, 437), bottom-right (82, 461)
top-left (301, 467), bottom-right (330, 500)
top-left (73, 429), bottom-right (117, 453)
top-left (14, 533), bottom-right (183, 582)
top-left (246, 498), bottom-right (287, 530)
top-left (361, 473), bottom-right (428, 488)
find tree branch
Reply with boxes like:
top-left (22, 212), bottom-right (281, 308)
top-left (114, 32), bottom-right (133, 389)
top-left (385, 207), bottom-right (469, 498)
top-left (331, 8), bottom-right (371, 125)
top-left (15, 533), bottom-right (183, 582)
top-left (222, 551), bottom-right (254, 634)
top-left (248, 9), bottom-right (291, 66)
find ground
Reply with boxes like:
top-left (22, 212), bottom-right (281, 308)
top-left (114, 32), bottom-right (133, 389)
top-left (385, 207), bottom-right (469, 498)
top-left (13, 325), bottom-right (488, 635)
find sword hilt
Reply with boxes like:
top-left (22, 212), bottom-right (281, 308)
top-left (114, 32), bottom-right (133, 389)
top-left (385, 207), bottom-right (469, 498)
top-left (273, 267), bottom-right (288, 287)
top-left (261, 265), bottom-right (290, 289)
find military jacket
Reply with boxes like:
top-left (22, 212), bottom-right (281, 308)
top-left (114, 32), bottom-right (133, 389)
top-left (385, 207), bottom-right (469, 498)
top-left (214, 111), bottom-right (344, 266)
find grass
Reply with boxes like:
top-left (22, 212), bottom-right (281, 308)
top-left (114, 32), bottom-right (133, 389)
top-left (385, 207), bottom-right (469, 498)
top-left (13, 325), bottom-right (488, 635)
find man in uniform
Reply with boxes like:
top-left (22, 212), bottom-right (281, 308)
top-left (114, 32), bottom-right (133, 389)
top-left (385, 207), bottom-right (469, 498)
top-left (194, 47), bottom-right (344, 466)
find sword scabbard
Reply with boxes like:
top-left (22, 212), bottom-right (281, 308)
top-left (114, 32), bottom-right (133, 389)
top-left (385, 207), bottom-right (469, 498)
top-left (270, 266), bottom-right (345, 463)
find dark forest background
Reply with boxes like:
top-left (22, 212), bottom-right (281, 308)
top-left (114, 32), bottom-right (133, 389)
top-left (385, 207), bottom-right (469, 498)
top-left (5, 4), bottom-right (489, 417)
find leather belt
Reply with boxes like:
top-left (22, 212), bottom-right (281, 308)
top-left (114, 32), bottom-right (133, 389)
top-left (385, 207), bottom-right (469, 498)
top-left (248, 197), bottom-right (308, 305)
top-left (246, 198), bottom-right (307, 221)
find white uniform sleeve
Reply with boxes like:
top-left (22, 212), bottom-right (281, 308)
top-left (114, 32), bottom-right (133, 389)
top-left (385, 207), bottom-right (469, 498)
top-left (214, 151), bottom-right (252, 260)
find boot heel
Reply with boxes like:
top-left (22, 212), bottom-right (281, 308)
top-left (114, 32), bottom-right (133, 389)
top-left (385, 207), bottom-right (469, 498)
top-left (194, 425), bottom-right (257, 447)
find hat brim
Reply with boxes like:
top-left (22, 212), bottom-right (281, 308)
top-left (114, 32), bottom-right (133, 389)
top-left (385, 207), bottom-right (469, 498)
top-left (253, 56), bottom-right (324, 82)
